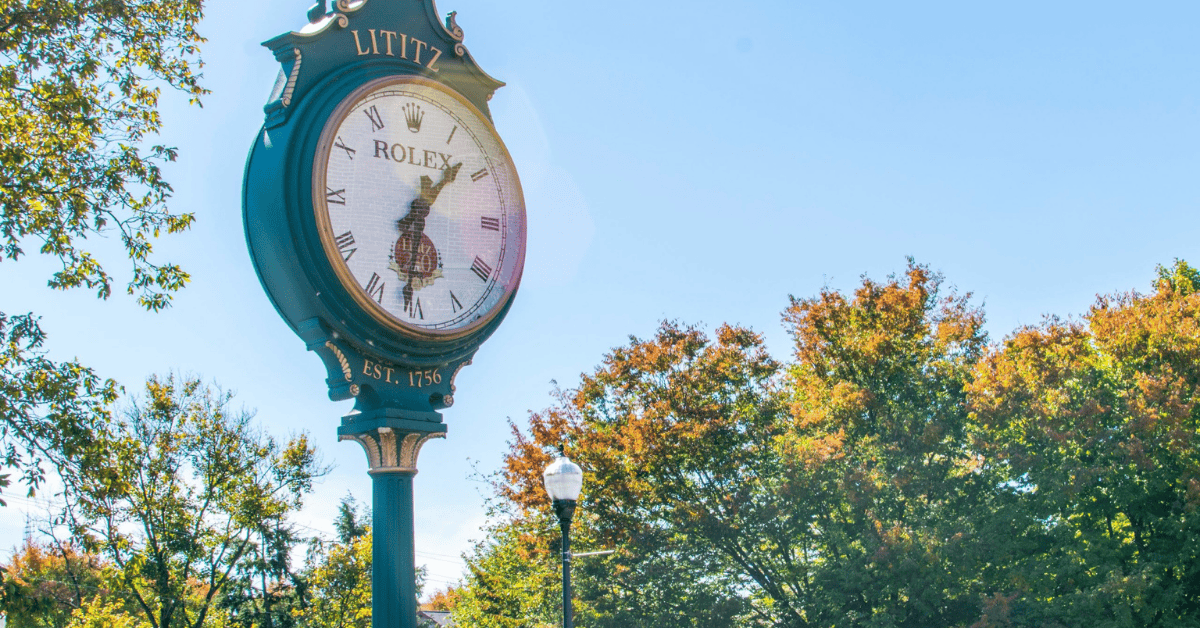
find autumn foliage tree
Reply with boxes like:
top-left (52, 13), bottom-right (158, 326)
top-left (0, 538), bottom-right (112, 628)
top-left (459, 260), bottom-right (1200, 628)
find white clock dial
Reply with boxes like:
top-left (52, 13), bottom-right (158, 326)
top-left (314, 76), bottom-right (525, 338)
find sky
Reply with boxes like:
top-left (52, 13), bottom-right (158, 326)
top-left (3, 0), bottom-right (1199, 595)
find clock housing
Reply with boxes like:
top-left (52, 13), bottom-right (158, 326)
top-left (242, 0), bottom-right (521, 414)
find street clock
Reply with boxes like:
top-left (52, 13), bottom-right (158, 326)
top-left (241, 2), bottom-right (523, 627)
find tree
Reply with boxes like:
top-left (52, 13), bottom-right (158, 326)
top-left (463, 259), bottom-right (1200, 627)
top-left (467, 261), bottom-right (1019, 627)
top-left (448, 516), bottom-right (563, 628)
top-left (56, 374), bottom-right (324, 628)
top-left (0, 0), bottom-right (206, 501)
top-left (773, 262), bottom-right (1010, 627)
top-left (0, 538), bottom-right (112, 628)
top-left (294, 531), bottom-right (371, 628)
top-left (474, 321), bottom-right (787, 626)
top-left (968, 260), bottom-right (1200, 627)
top-left (292, 496), bottom-right (373, 628)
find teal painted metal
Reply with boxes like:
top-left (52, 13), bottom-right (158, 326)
top-left (373, 470), bottom-right (418, 627)
top-left (242, 2), bottom-right (518, 627)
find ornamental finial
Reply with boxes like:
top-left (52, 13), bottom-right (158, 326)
top-left (307, 0), bottom-right (328, 23)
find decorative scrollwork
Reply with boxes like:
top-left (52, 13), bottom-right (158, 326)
top-left (341, 428), bottom-right (444, 473)
top-left (281, 48), bottom-right (302, 107)
top-left (335, 0), bottom-right (367, 13)
top-left (454, 43), bottom-right (466, 57)
top-left (445, 11), bottom-right (465, 41)
top-left (345, 432), bottom-right (382, 469)
top-left (325, 341), bottom-right (352, 382)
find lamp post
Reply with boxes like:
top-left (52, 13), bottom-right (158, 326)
top-left (543, 450), bottom-right (583, 628)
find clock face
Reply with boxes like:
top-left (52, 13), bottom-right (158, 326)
top-left (314, 76), bottom-right (525, 339)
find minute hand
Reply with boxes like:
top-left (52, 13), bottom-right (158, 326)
top-left (398, 163), bottom-right (462, 309)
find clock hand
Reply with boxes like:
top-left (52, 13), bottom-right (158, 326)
top-left (397, 163), bottom-right (463, 310)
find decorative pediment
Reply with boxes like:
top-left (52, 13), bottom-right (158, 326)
top-left (262, 0), bottom-right (504, 128)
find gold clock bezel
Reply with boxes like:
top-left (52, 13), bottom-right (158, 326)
top-left (312, 75), bottom-right (525, 342)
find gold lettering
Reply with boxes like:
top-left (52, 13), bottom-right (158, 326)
top-left (373, 363), bottom-right (383, 379)
top-left (425, 46), bottom-right (443, 72)
top-left (381, 30), bottom-right (398, 56)
top-left (351, 30), bottom-right (371, 56)
top-left (390, 144), bottom-right (405, 162)
top-left (369, 29), bottom-right (379, 55)
top-left (407, 146), bottom-right (418, 166)
top-left (405, 368), bottom-right (441, 387)
top-left (423, 150), bottom-right (436, 168)
top-left (384, 366), bottom-right (395, 383)
top-left (410, 38), bottom-right (428, 64)
top-left (398, 33), bottom-right (408, 59)
top-left (362, 358), bottom-right (374, 376)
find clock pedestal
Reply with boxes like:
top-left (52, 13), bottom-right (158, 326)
top-left (340, 415), bottom-right (446, 628)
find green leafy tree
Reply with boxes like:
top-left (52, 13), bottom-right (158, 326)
top-left (56, 374), bottom-right (324, 628)
top-left (293, 497), bottom-right (372, 628)
top-left (220, 519), bottom-right (308, 628)
top-left (291, 495), bottom-right (439, 628)
top-left (968, 259), bottom-right (1200, 627)
top-left (773, 262), bottom-right (1010, 627)
top-left (295, 533), bottom-right (371, 628)
top-left (449, 516), bottom-right (562, 628)
top-left (0, 0), bottom-right (206, 502)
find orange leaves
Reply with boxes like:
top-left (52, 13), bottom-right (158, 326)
top-left (466, 260), bottom-right (1200, 626)
top-left (773, 428), bottom-right (845, 472)
top-left (784, 261), bottom-right (984, 393)
top-left (968, 321), bottom-right (1097, 434)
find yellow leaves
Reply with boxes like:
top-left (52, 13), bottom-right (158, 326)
top-left (0, 0), bottom-right (204, 309)
top-left (774, 428), bottom-right (845, 472)
top-left (66, 597), bottom-right (153, 628)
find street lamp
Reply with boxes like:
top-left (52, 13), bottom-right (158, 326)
top-left (543, 450), bottom-right (583, 628)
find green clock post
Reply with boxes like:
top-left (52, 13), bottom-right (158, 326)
top-left (241, 2), bottom-right (525, 626)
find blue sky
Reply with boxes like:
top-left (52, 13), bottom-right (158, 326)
top-left (2, 0), bottom-right (1199, 594)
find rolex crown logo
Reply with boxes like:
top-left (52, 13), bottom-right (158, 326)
top-left (403, 103), bottom-right (424, 133)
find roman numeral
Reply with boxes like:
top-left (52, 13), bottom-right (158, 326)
top-left (406, 297), bottom-right (424, 320)
top-left (446, 126), bottom-right (457, 144)
top-left (334, 231), bottom-right (357, 261)
top-left (365, 272), bottom-right (384, 303)
top-left (326, 187), bottom-right (346, 205)
top-left (480, 216), bottom-right (500, 231)
top-left (450, 291), bottom-right (463, 313)
top-left (470, 256), bottom-right (492, 282)
top-left (333, 136), bottom-right (356, 159)
top-left (471, 168), bottom-right (489, 182)
top-left (364, 105), bottom-right (385, 132)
